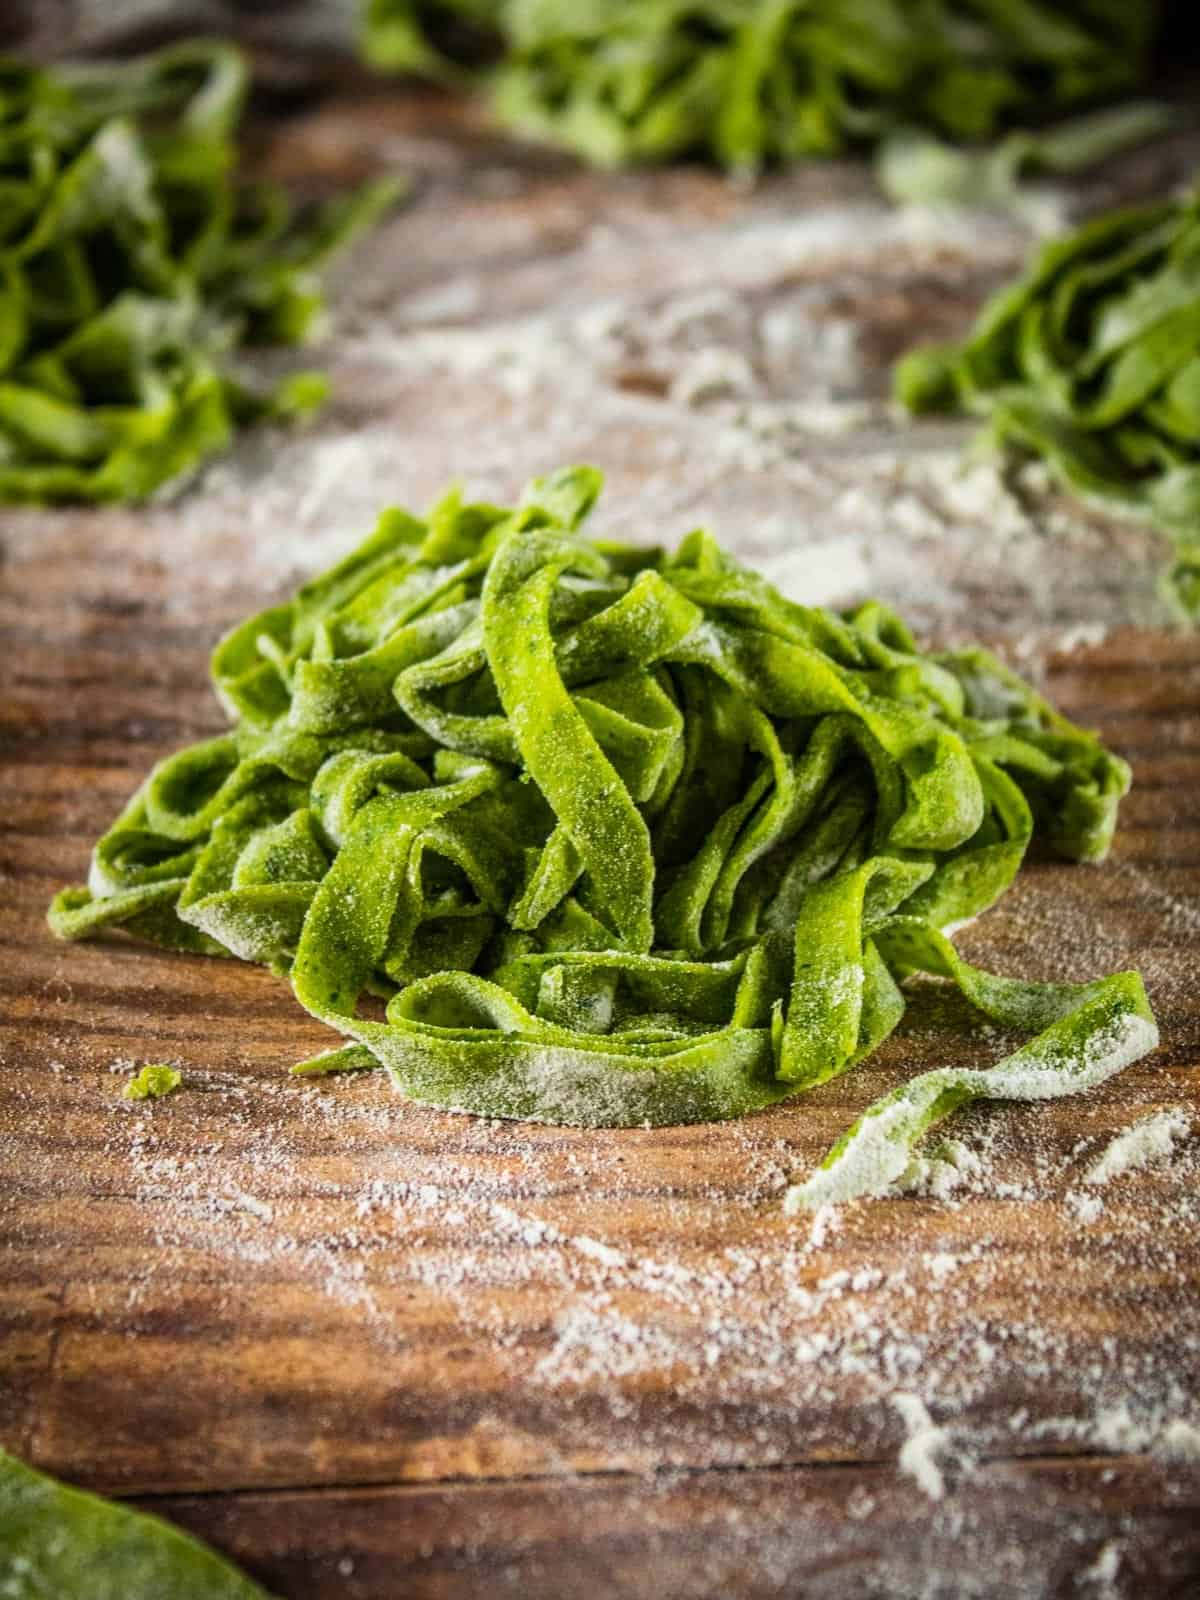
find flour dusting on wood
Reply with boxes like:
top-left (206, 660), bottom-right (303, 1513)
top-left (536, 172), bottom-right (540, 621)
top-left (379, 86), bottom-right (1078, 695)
top-left (1083, 1108), bottom-right (1192, 1187)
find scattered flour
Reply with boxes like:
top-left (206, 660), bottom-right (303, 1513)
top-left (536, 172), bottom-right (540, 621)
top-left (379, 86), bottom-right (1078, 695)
top-left (7, 970), bottom-right (1198, 1600)
top-left (1065, 1190), bottom-right (1105, 1225)
top-left (1157, 1419), bottom-right (1200, 1461)
top-left (1083, 1109), bottom-right (1192, 1187)
top-left (1078, 1540), bottom-right (1122, 1591)
top-left (892, 1393), bottom-right (954, 1502)
top-left (895, 1139), bottom-right (983, 1200)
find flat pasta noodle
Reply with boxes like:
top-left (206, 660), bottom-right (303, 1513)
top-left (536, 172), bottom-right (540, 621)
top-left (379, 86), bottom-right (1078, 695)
top-left (361, 0), bottom-right (1159, 171)
top-left (49, 466), bottom-right (1158, 1206)
top-left (0, 41), bottom-right (401, 504)
top-left (895, 185), bottom-right (1200, 621)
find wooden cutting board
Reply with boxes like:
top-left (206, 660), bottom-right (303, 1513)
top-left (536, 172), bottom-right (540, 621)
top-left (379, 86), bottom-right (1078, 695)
top-left (2, 89), bottom-right (1199, 1600)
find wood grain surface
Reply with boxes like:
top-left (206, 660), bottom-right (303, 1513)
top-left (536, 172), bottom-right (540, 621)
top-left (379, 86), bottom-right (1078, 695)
top-left (2, 90), bottom-right (1200, 1600)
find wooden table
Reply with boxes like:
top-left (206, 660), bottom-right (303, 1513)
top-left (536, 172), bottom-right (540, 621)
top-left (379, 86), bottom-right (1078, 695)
top-left (2, 89), bottom-right (1199, 1599)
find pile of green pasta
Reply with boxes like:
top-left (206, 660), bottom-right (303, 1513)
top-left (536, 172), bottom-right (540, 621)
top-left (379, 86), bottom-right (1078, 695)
top-left (0, 1449), bottom-right (271, 1600)
top-left (897, 186), bottom-right (1200, 621)
top-left (49, 467), bottom-right (1157, 1204)
top-left (0, 41), bottom-right (397, 504)
top-left (363, 0), bottom-right (1158, 170)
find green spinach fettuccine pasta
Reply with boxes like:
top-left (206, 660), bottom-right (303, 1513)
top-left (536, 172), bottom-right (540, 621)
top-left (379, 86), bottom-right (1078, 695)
top-left (362, 0), bottom-right (1158, 171)
top-left (0, 41), bottom-right (399, 504)
top-left (896, 186), bottom-right (1200, 621)
top-left (49, 467), bottom-right (1157, 1206)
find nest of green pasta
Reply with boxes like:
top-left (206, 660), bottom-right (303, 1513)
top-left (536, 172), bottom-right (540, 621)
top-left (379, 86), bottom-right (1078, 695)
top-left (362, 0), bottom-right (1159, 171)
top-left (0, 41), bottom-right (398, 504)
top-left (50, 467), bottom-right (1157, 1205)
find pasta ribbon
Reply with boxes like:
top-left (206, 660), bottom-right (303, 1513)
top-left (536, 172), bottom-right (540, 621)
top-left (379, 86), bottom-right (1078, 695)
top-left (0, 1448), bottom-right (272, 1599)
